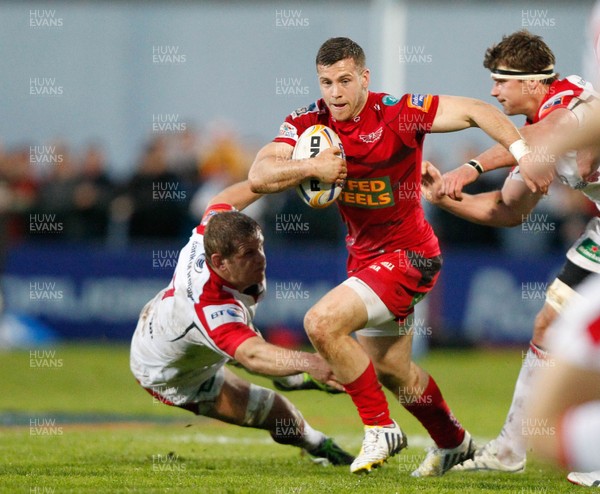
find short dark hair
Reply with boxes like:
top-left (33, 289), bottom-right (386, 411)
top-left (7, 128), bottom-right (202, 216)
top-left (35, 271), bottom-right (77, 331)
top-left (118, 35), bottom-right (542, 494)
top-left (484, 30), bottom-right (558, 83)
top-left (204, 211), bottom-right (262, 261)
top-left (316, 37), bottom-right (366, 69)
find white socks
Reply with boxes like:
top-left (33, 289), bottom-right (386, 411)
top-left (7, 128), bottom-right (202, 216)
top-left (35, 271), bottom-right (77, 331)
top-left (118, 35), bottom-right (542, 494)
top-left (495, 344), bottom-right (547, 464)
top-left (302, 421), bottom-right (326, 450)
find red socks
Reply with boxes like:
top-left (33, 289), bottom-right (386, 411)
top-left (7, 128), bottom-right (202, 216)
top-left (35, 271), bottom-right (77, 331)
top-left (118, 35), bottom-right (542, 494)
top-left (403, 375), bottom-right (465, 448)
top-left (344, 361), bottom-right (393, 427)
top-left (344, 362), bottom-right (464, 449)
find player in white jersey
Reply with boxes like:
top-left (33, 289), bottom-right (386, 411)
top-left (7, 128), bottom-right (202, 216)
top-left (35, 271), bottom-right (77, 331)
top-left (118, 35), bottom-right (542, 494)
top-left (527, 274), bottom-right (600, 483)
top-left (534, 24), bottom-right (600, 483)
top-left (421, 30), bottom-right (600, 473)
top-left (130, 180), bottom-right (354, 466)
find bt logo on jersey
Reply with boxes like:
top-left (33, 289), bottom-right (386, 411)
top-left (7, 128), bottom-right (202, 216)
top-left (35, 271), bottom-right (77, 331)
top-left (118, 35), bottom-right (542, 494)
top-left (204, 304), bottom-right (245, 331)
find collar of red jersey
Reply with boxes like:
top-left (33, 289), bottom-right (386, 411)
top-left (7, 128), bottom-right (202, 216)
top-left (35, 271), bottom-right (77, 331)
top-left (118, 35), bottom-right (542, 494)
top-left (491, 65), bottom-right (556, 81)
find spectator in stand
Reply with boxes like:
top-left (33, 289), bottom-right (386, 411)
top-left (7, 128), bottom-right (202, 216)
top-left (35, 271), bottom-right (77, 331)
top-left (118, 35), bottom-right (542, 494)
top-left (69, 143), bottom-right (114, 241)
top-left (33, 142), bottom-right (79, 241)
top-left (190, 131), bottom-right (267, 224)
top-left (0, 145), bottom-right (39, 246)
top-left (114, 136), bottom-right (189, 241)
top-left (165, 126), bottom-right (203, 187)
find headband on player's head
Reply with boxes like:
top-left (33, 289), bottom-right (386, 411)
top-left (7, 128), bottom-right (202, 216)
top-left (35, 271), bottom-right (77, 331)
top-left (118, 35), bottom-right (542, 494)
top-left (491, 65), bottom-right (556, 81)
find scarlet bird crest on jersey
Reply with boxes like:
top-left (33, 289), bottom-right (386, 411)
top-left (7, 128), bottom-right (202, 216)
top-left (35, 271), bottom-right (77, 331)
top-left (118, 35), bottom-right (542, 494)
top-left (359, 127), bottom-right (383, 143)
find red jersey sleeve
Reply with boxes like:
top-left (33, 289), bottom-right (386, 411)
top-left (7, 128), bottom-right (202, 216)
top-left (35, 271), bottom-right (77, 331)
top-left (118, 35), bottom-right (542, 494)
top-left (195, 300), bottom-right (259, 358)
top-left (391, 93), bottom-right (439, 147)
top-left (204, 322), bottom-right (258, 358)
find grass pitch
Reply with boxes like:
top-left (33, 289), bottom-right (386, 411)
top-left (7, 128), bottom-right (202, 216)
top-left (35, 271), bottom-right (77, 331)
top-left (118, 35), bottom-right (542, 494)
top-left (0, 344), bottom-right (583, 493)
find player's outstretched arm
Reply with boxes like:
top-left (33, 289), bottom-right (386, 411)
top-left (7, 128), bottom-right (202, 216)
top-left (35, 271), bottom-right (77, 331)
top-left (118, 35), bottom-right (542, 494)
top-left (431, 96), bottom-right (524, 147)
top-left (442, 109), bottom-right (578, 200)
top-left (234, 336), bottom-right (344, 391)
top-left (432, 95), bottom-right (561, 194)
top-left (207, 180), bottom-right (263, 212)
top-left (248, 141), bottom-right (346, 194)
top-left (423, 161), bottom-right (542, 227)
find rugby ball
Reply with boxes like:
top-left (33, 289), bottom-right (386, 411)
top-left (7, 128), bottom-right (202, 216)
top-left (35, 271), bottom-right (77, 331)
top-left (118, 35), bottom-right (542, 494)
top-left (292, 125), bottom-right (344, 209)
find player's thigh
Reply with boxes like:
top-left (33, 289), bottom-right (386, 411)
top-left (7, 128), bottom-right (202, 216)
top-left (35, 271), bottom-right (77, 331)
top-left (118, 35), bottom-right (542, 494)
top-left (350, 251), bottom-right (442, 322)
top-left (208, 367), bottom-right (284, 428)
top-left (304, 283), bottom-right (369, 336)
top-left (356, 318), bottom-right (413, 378)
top-left (207, 367), bottom-right (253, 424)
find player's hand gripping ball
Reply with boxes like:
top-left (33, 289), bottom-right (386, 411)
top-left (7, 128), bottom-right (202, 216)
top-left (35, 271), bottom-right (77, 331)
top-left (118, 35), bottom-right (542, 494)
top-left (292, 125), bottom-right (345, 209)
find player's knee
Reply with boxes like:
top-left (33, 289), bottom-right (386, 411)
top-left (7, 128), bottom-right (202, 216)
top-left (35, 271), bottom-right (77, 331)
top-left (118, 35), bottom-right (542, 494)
top-left (304, 308), bottom-right (333, 347)
top-left (241, 384), bottom-right (276, 428)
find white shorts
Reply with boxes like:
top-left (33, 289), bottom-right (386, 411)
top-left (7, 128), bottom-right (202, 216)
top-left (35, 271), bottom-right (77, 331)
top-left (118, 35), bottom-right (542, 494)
top-left (546, 275), bottom-right (600, 371)
top-left (566, 217), bottom-right (600, 274)
top-left (130, 296), bottom-right (227, 411)
top-left (343, 276), bottom-right (413, 337)
top-left (141, 366), bottom-right (226, 414)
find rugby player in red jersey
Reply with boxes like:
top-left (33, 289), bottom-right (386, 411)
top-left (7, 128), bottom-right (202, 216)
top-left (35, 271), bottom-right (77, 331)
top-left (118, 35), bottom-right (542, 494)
top-left (248, 37), bottom-right (541, 476)
top-left (422, 31), bottom-right (599, 476)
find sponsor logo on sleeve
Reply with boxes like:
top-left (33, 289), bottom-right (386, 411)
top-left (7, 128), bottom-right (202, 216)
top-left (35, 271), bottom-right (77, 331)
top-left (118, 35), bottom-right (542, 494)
top-left (539, 96), bottom-right (567, 118)
top-left (291, 101), bottom-right (317, 118)
top-left (203, 304), bottom-right (246, 331)
top-left (278, 122), bottom-right (298, 141)
top-left (407, 94), bottom-right (433, 112)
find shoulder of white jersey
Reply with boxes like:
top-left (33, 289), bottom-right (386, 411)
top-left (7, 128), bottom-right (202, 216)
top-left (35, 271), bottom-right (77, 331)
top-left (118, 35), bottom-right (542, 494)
top-left (538, 76), bottom-right (598, 122)
top-left (564, 75), bottom-right (600, 126)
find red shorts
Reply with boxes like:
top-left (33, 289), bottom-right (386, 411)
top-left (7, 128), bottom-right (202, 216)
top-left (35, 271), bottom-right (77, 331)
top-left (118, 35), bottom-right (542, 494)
top-left (350, 250), bottom-right (442, 321)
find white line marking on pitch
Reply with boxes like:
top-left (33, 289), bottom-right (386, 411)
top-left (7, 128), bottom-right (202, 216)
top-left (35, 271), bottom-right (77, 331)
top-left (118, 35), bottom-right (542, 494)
top-left (161, 433), bottom-right (492, 449)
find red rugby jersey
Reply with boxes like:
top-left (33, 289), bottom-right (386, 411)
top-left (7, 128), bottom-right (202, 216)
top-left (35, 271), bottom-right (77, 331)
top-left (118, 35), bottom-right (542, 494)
top-left (274, 91), bottom-right (441, 270)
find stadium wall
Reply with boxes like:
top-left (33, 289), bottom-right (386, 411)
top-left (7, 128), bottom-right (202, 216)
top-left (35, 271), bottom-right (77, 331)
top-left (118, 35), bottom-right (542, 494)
top-left (0, 243), bottom-right (561, 347)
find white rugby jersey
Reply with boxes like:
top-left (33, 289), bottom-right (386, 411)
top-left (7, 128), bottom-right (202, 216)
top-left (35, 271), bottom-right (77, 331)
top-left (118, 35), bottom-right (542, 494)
top-left (130, 203), bottom-right (264, 395)
top-left (509, 75), bottom-right (600, 210)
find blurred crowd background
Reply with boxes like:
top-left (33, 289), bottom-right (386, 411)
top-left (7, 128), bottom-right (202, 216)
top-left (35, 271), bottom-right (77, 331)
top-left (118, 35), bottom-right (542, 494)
top-left (1, 125), bottom-right (594, 256)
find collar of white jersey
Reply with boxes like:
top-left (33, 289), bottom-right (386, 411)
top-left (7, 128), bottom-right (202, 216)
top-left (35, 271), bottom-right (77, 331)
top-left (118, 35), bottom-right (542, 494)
top-left (491, 65), bottom-right (556, 81)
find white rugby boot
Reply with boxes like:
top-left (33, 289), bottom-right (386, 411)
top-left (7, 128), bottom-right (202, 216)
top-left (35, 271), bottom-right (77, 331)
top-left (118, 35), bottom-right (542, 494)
top-left (350, 420), bottom-right (407, 474)
top-left (411, 430), bottom-right (476, 477)
top-left (567, 471), bottom-right (600, 487)
top-left (451, 439), bottom-right (525, 473)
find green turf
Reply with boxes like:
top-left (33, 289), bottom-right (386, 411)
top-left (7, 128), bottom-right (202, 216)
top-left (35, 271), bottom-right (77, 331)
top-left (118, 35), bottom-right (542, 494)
top-left (0, 344), bottom-right (583, 493)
